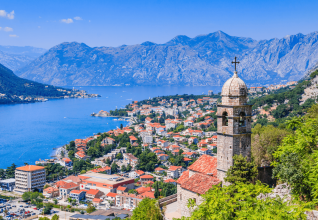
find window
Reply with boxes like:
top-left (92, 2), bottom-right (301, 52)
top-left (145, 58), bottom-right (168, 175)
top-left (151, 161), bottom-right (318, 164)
top-left (222, 111), bottom-right (228, 126)
top-left (239, 112), bottom-right (246, 127)
top-left (240, 88), bottom-right (246, 96)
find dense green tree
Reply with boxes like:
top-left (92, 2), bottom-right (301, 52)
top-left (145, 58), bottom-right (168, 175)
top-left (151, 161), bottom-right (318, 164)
top-left (224, 154), bottom-right (258, 184)
top-left (86, 204), bottom-right (96, 214)
top-left (131, 198), bottom-right (163, 220)
top-left (273, 113), bottom-right (318, 201)
top-left (251, 124), bottom-right (291, 166)
top-left (121, 165), bottom-right (127, 172)
top-left (5, 163), bottom-right (16, 178)
top-left (51, 214), bottom-right (59, 220)
top-left (111, 162), bottom-right (119, 173)
top-left (179, 182), bottom-right (309, 220)
top-left (136, 149), bottom-right (159, 171)
top-left (116, 152), bottom-right (123, 160)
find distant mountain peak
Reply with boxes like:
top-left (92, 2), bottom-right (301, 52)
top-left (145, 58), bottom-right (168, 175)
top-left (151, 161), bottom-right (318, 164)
top-left (14, 31), bottom-right (318, 87)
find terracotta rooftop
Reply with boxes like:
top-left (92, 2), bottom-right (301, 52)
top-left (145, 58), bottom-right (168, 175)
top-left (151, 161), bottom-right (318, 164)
top-left (179, 172), bottom-right (220, 194)
top-left (136, 186), bottom-right (152, 194)
top-left (16, 165), bottom-right (45, 172)
top-left (60, 182), bottom-right (79, 190)
top-left (140, 175), bottom-right (154, 179)
top-left (188, 154), bottom-right (217, 175)
top-left (86, 189), bottom-right (100, 195)
top-left (117, 186), bottom-right (127, 191)
top-left (106, 192), bottom-right (117, 197)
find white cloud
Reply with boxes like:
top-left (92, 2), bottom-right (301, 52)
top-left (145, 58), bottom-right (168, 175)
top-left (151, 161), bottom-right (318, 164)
top-left (0, 10), bottom-right (6, 17)
top-left (0, 10), bottom-right (14, 19)
top-left (9, 34), bottom-right (18, 38)
top-left (61, 18), bottom-right (73, 24)
top-left (3, 27), bottom-right (13, 32)
top-left (74, 16), bottom-right (82, 20)
top-left (7, 10), bottom-right (14, 19)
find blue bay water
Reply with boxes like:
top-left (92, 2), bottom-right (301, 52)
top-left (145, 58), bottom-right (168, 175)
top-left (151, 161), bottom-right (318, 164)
top-left (0, 86), bottom-right (222, 169)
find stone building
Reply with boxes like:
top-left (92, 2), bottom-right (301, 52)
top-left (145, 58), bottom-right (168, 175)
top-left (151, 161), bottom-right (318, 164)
top-left (176, 155), bottom-right (220, 217)
top-left (216, 70), bottom-right (252, 182)
top-left (174, 61), bottom-right (253, 217)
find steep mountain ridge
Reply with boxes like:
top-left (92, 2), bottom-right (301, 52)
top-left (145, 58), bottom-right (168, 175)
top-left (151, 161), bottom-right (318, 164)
top-left (0, 45), bottom-right (46, 71)
top-left (16, 31), bottom-right (318, 86)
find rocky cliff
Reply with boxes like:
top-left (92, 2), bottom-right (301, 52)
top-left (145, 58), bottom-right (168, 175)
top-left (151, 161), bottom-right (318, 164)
top-left (15, 31), bottom-right (318, 86)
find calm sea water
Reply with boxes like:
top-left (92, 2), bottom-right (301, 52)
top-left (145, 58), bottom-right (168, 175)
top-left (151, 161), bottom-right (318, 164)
top-left (0, 86), bottom-right (222, 168)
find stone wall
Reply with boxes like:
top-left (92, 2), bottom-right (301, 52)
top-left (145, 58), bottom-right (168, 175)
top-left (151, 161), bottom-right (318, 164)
top-left (177, 184), bottom-right (203, 217)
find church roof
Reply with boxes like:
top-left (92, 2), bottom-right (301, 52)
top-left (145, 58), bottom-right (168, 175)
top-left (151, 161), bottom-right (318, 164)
top-left (188, 154), bottom-right (218, 176)
top-left (221, 71), bottom-right (247, 97)
top-left (177, 155), bottom-right (220, 194)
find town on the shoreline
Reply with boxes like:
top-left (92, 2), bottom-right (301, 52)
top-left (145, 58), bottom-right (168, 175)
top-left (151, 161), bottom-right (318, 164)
top-left (0, 70), bottom-right (311, 219)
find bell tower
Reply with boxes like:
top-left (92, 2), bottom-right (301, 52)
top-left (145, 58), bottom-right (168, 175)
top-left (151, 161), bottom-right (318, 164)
top-left (216, 57), bottom-right (252, 183)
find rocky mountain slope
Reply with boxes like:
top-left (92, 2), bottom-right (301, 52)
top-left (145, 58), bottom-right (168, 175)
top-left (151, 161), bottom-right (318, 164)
top-left (15, 31), bottom-right (318, 86)
top-left (0, 45), bottom-right (46, 71)
top-left (0, 63), bottom-right (68, 104)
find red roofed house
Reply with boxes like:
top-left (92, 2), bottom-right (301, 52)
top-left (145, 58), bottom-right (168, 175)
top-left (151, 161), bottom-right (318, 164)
top-left (155, 167), bottom-right (166, 174)
top-left (60, 158), bottom-right (72, 167)
top-left (128, 170), bottom-right (145, 179)
top-left (198, 148), bottom-right (212, 155)
top-left (43, 187), bottom-right (59, 198)
top-left (129, 136), bottom-right (138, 144)
top-left (176, 155), bottom-right (220, 217)
top-left (167, 166), bottom-right (185, 179)
top-left (164, 179), bottom-right (176, 186)
top-left (69, 189), bottom-right (86, 202)
top-left (86, 189), bottom-right (104, 201)
top-left (105, 192), bottom-right (117, 205)
top-left (116, 186), bottom-right (127, 194)
top-left (59, 182), bottom-right (79, 199)
top-left (140, 175), bottom-right (154, 184)
top-left (92, 198), bottom-right (103, 206)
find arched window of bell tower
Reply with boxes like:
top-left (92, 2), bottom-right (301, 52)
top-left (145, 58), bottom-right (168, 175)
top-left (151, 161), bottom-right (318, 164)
top-left (222, 111), bottom-right (228, 126)
top-left (239, 112), bottom-right (246, 127)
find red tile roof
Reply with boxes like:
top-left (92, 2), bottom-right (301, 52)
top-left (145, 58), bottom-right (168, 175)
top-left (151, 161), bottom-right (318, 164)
top-left (86, 189), bottom-right (100, 196)
top-left (140, 191), bottom-right (155, 199)
top-left (179, 172), bottom-right (220, 194)
top-left (169, 166), bottom-right (182, 171)
top-left (140, 175), bottom-right (154, 179)
top-left (183, 158), bottom-right (192, 161)
top-left (117, 186), bottom-right (126, 191)
top-left (129, 136), bottom-right (138, 141)
top-left (136, 186), bottom-right (152, 194)
top-left (60, 182), bottom-right (79, 190)
top-left (92, 198), bottom-right (102, 203)
top-left (106, 192), bottom-right (117, 197)
top-left (16, 165), bottom-right (45, 172)
top-left (164, 179), bottom-right (176, 183)
top-left (188, 154), bottom-right (217, 175)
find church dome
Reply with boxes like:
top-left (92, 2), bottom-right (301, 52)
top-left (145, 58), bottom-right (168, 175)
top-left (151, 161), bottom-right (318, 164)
top-left (221, 71), bottom-right (247, 97)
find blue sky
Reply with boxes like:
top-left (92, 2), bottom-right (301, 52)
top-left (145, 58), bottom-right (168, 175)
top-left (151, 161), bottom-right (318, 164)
top-left (1, 0), bottom-right (318, 49)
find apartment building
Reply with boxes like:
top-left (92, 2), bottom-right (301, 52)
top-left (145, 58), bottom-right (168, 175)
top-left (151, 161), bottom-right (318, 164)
top-left (15, 165), bottom-right (46, 193)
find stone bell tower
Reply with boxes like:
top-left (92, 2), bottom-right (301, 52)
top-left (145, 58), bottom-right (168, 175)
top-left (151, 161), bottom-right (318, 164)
top-left (217, 57), bottom-right (252, 183)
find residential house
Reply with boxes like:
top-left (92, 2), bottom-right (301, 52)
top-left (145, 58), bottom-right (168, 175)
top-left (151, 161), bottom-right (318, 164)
top-left (129, 136), bottom-right (138, 145)
top-left (43, 187), bottom-right (59, 198)
top-left (188, 137), bottom-right (198, 145)
top-left (158, 154), bottom-right (169, 161)
top-left (157, 140), bottom-right (168, 148)
top-left (123, 153), bottom-right (138, 168)
top-left (140, 175), bottom-right (154, 184)
top-left (167, 166), bottom-right (184, 179)
top-left (86, 189), bottom-right (104, 201)
top-left (128, 170), bottom-right (145, 179)
top-left (155, 167), bottom-right (166, 174)
top-left (198, 148), bottom-right (212, 155)
top-left (69, 190), bottom-right (86, 202)
top-left (59, 182), bottom-right (79, 199)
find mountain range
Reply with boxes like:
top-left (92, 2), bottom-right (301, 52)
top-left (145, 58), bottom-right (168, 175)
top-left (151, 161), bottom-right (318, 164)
top-left (0, 46), bottom-right (46, 71)
top-left (10, 31), bottom-right (318, 86)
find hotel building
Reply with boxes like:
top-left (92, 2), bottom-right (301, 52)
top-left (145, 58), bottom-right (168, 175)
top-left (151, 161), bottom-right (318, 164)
top-left (14, 165), bottom-right (46, 193)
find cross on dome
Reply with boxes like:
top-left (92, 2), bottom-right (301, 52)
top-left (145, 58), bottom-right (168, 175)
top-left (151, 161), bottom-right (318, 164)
top-left (231, 57), bottom-right (240, 71)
